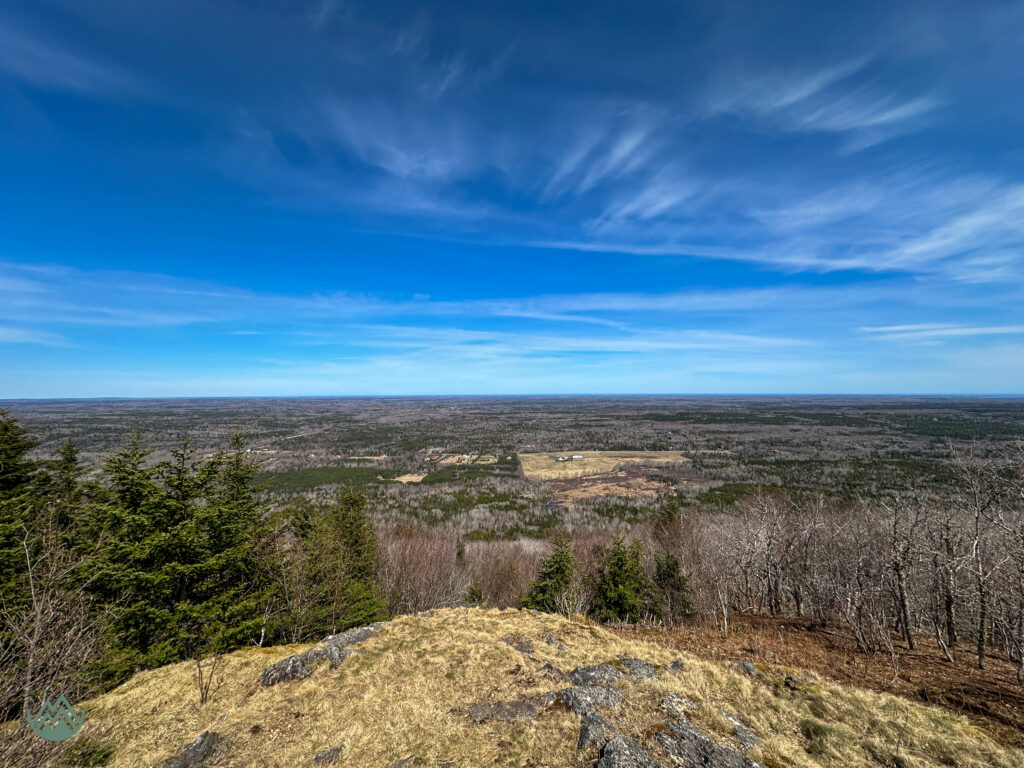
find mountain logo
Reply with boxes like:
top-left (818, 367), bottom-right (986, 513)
top-left (26, 695), bottom-right (86, 742)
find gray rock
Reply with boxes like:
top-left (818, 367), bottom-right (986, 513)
top-left (465, 692), bottom-right (557, 723)
top-left (668, 660), bottom-right (686, 675)
top-left (567, 664), bottom-right (625, 686)
top-left (163, 731), bottom-right (220, 768)
top-left (660, 693), bottom-right (697, 720)
top-left (538, 662), bottom-right (568, 681)
top-left (596, 735), bottom-right (661, 768)
top-left (261, 654), bottom-right (312, 686)
top-left (542, 631), bottom-right (568, 652)
top-left (616, 656), bottom-right (658, 680)
top-left (718, 708), bottom-right (761, 750)
top-left (323, 621), bottom-right (387, 650)
top-left (262, 621), bottom-right (387, 686)
top-left (559, 686), bottom-right (622, 713)
top-left (734, 661), bottom-right (761, 679)
top-left (653, 718), bottom-right (763, 768)
top-left (391, 758), bottom-right (415, 768)
top-left (577, 710), bottom-right (615, 750)
top-left (502, 633), bottom-right (535, 655)
top-left (305, 645), bottom-right (359, 667)
top-left (313, 746), bottom-right (342, 765)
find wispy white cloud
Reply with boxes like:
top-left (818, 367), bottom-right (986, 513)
top-left (0, 19), bottom-right (143, 97)
top-left (863, 324), bottom-right (1024, 341)
top-left (0, 326), bottom-right (66, 345)
top-left (703, 54), bottom-right (938, 147)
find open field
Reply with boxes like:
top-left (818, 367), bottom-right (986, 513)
top-left (519, 449), bottom-right (691, 479)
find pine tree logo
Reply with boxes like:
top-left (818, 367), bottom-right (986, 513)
top-left (26, 695), bottom-right (86, 742)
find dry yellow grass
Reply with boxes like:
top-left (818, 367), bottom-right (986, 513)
top-left (393, 474), bottom-right (427, 483)
top-left (34, 608), bottom-right (1024, 768)
top-left (519, 450), bottom-right (691, 479)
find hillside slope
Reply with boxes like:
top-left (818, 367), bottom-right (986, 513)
top-left (30, 609), bottom-right (1024, 767)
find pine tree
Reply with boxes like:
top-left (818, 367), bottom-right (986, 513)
top-left (520, 529), bottom-right (575, 613)
top-left (588, 538), bottom-right (663, 624)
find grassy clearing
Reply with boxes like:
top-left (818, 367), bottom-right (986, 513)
top-left (519, 450), bottom-right (691, 479)
top-left (394, 473), bottom-right (427, 484)
top-left (42, 608), bottom-right (1023, 768)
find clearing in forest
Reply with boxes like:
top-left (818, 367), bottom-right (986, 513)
top-left (518, 450), bottom-right (690, 479)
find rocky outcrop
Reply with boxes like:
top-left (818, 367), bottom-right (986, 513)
top-left (597, 735), bottom-right (661, 767)
top-left (615, 656), bottom-right (658, 680)
top-left (660, 693), bottom-right (697, 720)
top-left (465, 693), bottom-right (557, 723)
top-left (734, 661), bottom-right (761, 679)
top-left (652, 716), bottom-right (763, 768)
top-left (163, 731), bottom-right (221, 768)
top-left (718, 708), bottom-right (761, 750)
top-left (261, 621), bottom-right (388, 686)
top-left (542, 631), bottom-right (568, 652)
top-left (502, 633), bottom-right (535, 654)
top-left (567, 664), bottom-right (625, 686)
top-left (312, 745), bottom-right (342, 764)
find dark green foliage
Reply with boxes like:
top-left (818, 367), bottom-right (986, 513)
top-left (84, 435), bottom-right (269, 685)
top-left (279, 490), bottom-right (388, 638)
top-left (520, 530), bottom-right (574, 613)
top-left (588, 538), bottom-right (662, 624)
top-left (0, 409), bottom-right (39, 609)
top-left (653, 553), bottom-right (695, 622)
top-left (0, 409), bottom-right (37, 498)
top-left (697, 483), bottom-right (769, 506)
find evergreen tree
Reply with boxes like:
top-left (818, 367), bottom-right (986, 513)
top-left (302, 489), bottom-right (388, 634)
top-left (588, 538), bottom-right (663, 624)
top-left (86, 437), bottom-right (268, 684)
top-left (0, 410), bottom-right (41, 615)
top-left (520, 529), bottom-right (575, 613)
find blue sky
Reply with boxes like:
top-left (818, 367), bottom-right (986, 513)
top-left (1, 0), bottom-right (1023, 397)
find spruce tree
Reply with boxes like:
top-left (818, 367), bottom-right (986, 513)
top-left (303, 489), bottom-right (387, 634)
top-left (87, 436), bottom-right (268, 684)
top-left (520, 529), bottom-right (575, 613)
top-left (588, 538), bottom-right (663, 624)
top-left (0, 410), bottom-right (40, 614)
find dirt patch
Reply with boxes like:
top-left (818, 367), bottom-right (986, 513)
top-left (545, 466), bottom-right (679, 500)
top-left (394, 474), bottom-right (427, 484)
